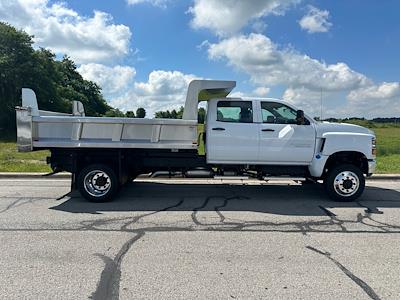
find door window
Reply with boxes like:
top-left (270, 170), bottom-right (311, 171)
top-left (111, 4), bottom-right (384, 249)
top-left (217, 101), bottom-right (253, 123)
top-left (261, 102), bottom-right (309, 125)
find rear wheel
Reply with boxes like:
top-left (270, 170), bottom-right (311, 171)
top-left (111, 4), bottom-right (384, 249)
top-left (77, 164), bottom-right (118, 202)
top-left (324, 164), bottom-right (365, 202)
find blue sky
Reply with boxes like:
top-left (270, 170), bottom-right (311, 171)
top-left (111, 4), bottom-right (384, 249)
top-left (1, 0), bottom-right (399, 118)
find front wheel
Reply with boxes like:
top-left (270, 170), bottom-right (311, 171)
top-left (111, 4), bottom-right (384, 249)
top-left (324, 164), bottom-right (365, 202)
top-left (77, 164), bottom-right (118, 202)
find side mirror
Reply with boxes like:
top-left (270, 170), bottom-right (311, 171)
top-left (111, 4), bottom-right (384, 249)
top-left (296, 110), bottom-right (305, 125)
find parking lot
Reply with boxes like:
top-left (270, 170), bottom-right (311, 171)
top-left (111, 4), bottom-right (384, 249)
top-left (0, 177), bottom-right (399, 299)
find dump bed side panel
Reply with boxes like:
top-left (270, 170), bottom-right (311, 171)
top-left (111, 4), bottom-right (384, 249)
top-left (30, 116), bottom-right (198, 150)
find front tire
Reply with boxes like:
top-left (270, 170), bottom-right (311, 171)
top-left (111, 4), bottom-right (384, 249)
top-left (77, 164), bottom-right (118, 202)
top-left (324, 164), bottom-right (365, 202)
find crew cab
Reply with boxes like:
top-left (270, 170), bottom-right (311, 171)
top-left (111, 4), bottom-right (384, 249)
top-left (16, 80), bottom-right (376, 202)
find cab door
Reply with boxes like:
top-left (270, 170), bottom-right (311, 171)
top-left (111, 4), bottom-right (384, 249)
top-left (258, 101), bottom-right (316, 164)
top-left (206, 100), bottom-right (259, 164)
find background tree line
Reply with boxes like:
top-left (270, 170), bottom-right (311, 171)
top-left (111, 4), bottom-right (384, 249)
top-left (105, 107), bottom-right (147, 118)
top-left (155, 106), bottom-right (206, 124)
top-left (319, 117), bottom-right (400, 127)
top-left (0, 22), bottom-right (147, 137)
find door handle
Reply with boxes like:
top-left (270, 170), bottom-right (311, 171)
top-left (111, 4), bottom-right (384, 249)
top-left (261, 128), bottom-right (275, 132)
top-left (212, 127), bottom-right (225, 131)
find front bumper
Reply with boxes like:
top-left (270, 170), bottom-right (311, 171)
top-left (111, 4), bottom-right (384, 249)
top-left (367, 159), bottom-right (376, 176)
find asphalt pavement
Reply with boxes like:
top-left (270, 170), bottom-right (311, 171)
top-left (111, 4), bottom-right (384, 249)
top-left (0, 177), bottom-right (399, 299)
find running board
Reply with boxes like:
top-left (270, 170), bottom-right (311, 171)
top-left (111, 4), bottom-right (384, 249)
top-left (214, 176), bottom-right (249, 180)
top-left (213, 176), bottom-right (306, 181)
top-left (263, 176), bottom-right (306, 181)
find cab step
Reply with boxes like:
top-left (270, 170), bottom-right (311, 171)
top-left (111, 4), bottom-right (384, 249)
top-left (213, 176), bottom-right (250, 180)
top-left (263, 176), bottom-right (306, 181)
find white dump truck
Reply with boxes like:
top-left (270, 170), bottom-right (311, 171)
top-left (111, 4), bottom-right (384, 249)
top-left (16, 80), bottom-right (376, 202)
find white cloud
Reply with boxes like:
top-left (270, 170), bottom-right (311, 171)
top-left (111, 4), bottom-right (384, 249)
top-left (190, 1), bottom-right (400, 117)
top-left (251, 20), bottom-right (268, 33)
top-left (229, 86), bottom-right (270, 101)
top-left (282, 87), bottom-right (326, 117)
top-left (134, 70), bottom-right (197, 98)
top-left (345, 83), bottom-right (400, 117)
top-left (348, 82), bottom-right (400, 101)
top-left (208, 33), bottom-right (369, 91)
top-left (207, 33), bottom-right (400, 118)
top-left (126, 0), bottom-right (169, 7)
top-left (229, 91), bottom-right (245, 98)
top-left (282, 83), bottom-right (400, 119)
top-left (230, 87), bottom-right (270, 100)
top-left (77, 64), bottom-right (136, 97)
top-left (253, 87), bottom-right (270, 96)
top-left (189, 0), bottom-right (300, 36)
top-left (0, 0), bottom-right (132, 63)
top-left (109, 70), bottom-right (200, 117)
top-left (299, 5), bottom-right (332, 33)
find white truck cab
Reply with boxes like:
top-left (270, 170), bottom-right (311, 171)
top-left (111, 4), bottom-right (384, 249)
top-left (206, 98), bottom-right (316, 165)
top-left (206, 97), bottom-right (376, 177)
top-left (16, 80), bottom-right (376, 202)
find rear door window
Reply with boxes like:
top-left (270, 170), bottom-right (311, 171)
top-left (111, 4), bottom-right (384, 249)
top-left (217, 101), bottom-right (253, 123)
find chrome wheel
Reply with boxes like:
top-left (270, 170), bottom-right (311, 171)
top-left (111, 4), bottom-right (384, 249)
top-left (333, 171), bottom-right (360, 197)
top-left (83, 170), bottom-right (112, 197)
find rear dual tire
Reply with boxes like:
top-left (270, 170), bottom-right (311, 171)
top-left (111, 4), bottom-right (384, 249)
top-left (324, 164), bottom-right (365, 202)
top-left (77, 164), bottom-right (118, 202)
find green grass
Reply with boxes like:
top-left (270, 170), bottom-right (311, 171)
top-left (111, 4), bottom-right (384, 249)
top-left (376, 154), bottom-right (400, 174)
top-left (342, 120), bottom-right (400, 156)
top-left (347, 123), bottom-right (400, 173)
top-left (373, 127), bottom-right (400, 156)
top-left (372, 127), bottom-right (400, 173)
top-left (1, 124), bottom-right (399, 173)
top-left (0, 142), bottom-right (50, 172)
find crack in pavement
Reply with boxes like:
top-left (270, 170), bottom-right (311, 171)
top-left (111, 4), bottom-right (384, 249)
top-left (317, 205), bottom-right (349, 232)
top-left (2, 192), bottom-right (400, 299)
top-left (214, 197), bottom-right (230, 223)
top-left (318, 205), bottom-right (336, 217)
top-left (56, 192), bottom-right (75, 201)
top-left (0, 198), bottom-right (24, 214)
top-left (191, 195), bottom-right (250, 226)
top-left (85, 199), bottom-right (392, 300)
top-left (90, 199), bottom-right (185, 300)
top-left (1, 227), bottom-right (398, 234)
top-left (0, 197), bottom-right (50, 213)
top-left (90, 232), bottom-right (145, 300)
top-left (120, 198), bottom-right (184, 231)
top-left (1, 208), bottom-right (400, 234)
top-left (356, 202), bottom-right (400, 231)
top-left (191, 196), bottom-right (214, 225)
top-left (189, 196), bottom-right (399, 234)
top-left (214, 196), bottom-right (250, 223)
top-left (356, 201), bottom-right (384, 215)
top-left (76, 199), bottom-right (185, 232)
top-left (306, 246), bottom-right (381, 300)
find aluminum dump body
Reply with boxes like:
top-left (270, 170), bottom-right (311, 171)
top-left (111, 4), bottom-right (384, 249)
top-left (16, 80), bottom-right (236, 152)
top-left (21, 114), bottom-right (198, 151)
